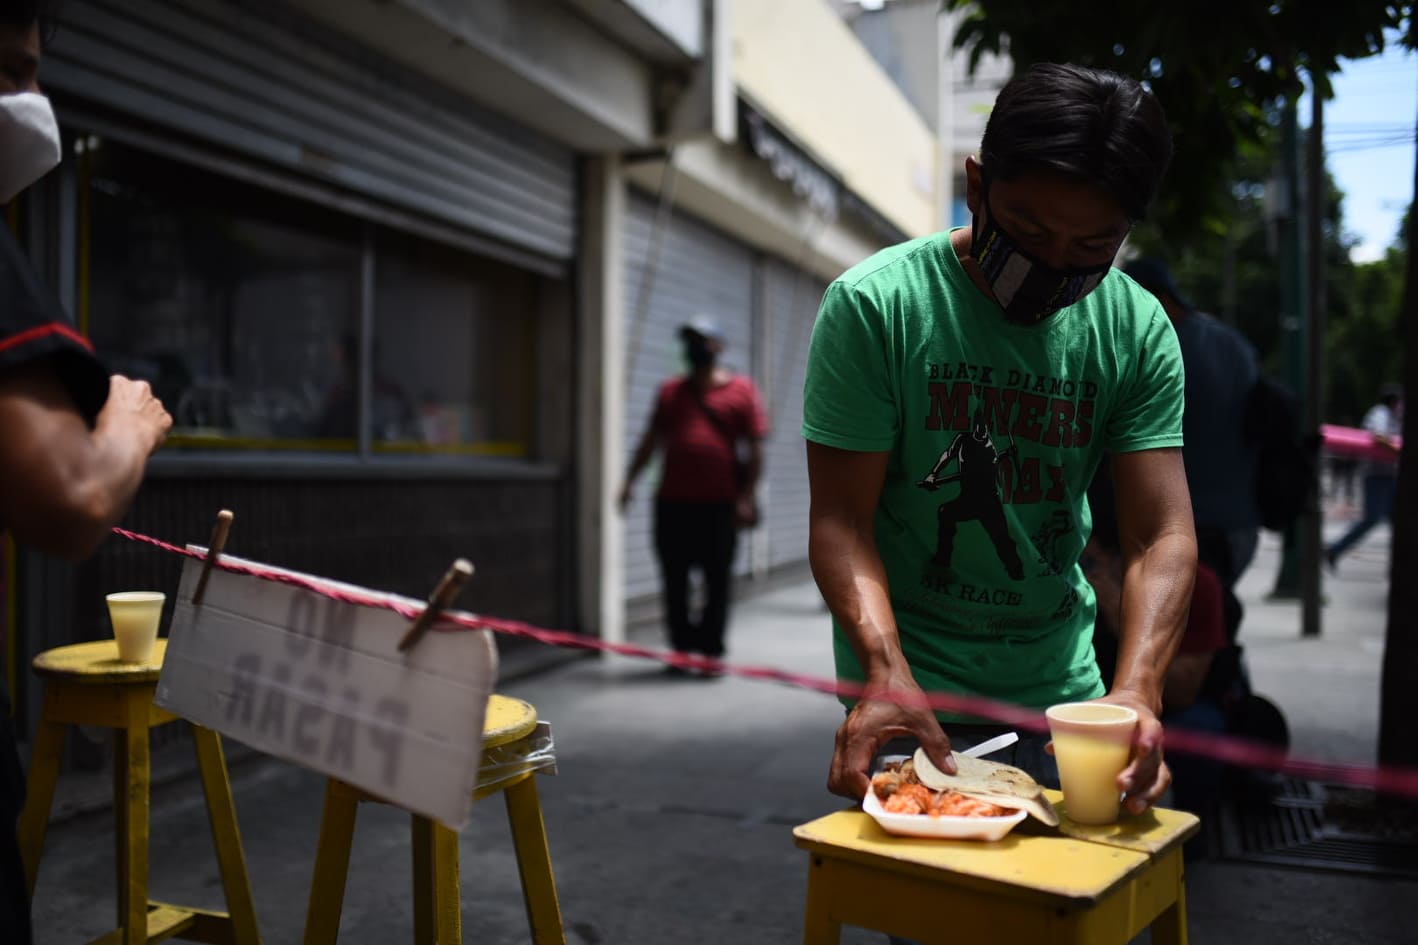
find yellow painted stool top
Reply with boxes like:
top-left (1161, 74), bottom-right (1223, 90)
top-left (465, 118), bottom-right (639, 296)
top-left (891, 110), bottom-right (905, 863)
top-left (794, 792), bottom-right (1198, 907)
top-left (482, 694), bottom-right (538, 749)
top-left (32, 638), bottom-right (169, 683)
top-left (1044, 790), bottom-right (1199, 856)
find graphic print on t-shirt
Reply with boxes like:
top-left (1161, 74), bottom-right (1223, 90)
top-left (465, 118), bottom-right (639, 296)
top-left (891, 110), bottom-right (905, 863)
top-left (916, 402), bottom-right (1025, 580)
top-left (1030, 508), bottom-right (1079, 577)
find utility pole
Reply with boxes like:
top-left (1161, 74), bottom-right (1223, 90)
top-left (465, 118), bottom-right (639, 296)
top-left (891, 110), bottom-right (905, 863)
top-left (1270, 95), bottom-right (1309, 602)
top-left (1300, 75), bottom-right (1326, 637)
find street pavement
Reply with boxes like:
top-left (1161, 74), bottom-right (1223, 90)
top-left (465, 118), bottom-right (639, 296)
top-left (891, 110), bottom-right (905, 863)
top-left (27, 492), bottom-right (1416, 944)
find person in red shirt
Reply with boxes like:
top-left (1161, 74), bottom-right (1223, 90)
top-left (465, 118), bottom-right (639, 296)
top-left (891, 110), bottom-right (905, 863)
top-left (620, 316), bottom-right (768, 671)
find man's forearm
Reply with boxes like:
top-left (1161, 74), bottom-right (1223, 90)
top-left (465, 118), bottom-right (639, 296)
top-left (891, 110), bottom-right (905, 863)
top-left (624, 436), bottom-right (656, 487)
top-left (1111, 530), bottom-right (1195, 712)
top-left (809, 517), bottom-right (909, 679)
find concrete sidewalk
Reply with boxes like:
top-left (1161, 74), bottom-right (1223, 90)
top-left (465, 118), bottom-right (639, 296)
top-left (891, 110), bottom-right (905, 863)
top-left (28, 499), bottom-right (1415, 943)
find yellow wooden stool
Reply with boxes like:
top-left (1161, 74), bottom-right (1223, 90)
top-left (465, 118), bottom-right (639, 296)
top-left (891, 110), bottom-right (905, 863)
top-left (18, 638), bottom-right (261, 944)
top-left (303, 693), bottom-right (564, 945)
top-left (793, 792), bottom-right (1198, 945)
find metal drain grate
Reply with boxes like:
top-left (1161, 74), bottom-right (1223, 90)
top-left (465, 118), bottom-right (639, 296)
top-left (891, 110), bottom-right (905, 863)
top-left (1216, 778), bottom-right (1418, 879)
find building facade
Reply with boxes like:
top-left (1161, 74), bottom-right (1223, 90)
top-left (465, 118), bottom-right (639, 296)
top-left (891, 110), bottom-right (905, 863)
top-left (7, 0), bottom-right (941, 748)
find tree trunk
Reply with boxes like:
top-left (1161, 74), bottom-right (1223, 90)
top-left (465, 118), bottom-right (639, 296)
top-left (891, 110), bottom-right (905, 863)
top-left (1377, 61), bottom-right (1418, 768)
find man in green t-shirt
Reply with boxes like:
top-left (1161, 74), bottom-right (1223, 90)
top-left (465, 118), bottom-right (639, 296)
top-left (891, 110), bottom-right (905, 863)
top-left (803, 63), bottom-right (1195, 818)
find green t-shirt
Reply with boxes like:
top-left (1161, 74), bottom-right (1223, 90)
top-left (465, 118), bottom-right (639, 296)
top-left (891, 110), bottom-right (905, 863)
top-left (802, 230), bottom-right (1184, 719)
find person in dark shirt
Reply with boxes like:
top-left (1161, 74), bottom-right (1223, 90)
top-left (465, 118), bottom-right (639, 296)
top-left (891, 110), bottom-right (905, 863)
top-left (0, 4), bottom-right (173, 940)
top-left (1084, 463), bottom-right (1228, 824)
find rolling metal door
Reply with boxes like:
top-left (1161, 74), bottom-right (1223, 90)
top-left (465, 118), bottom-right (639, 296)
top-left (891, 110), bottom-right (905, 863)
top-left (762, 258), bottom-right (827, 571)
top-left (622, 189), bottom-right (757, 606)
top-left (45, 0), bottom-right (577, 262)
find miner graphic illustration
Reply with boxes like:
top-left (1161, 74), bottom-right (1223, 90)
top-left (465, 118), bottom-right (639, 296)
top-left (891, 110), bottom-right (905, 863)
top-left (1031, 509), bottom-right (1077, 576)
top-left (917, 407), bottom-right (1024, 579)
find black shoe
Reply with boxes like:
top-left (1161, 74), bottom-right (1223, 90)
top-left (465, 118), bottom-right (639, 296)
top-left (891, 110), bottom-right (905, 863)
top-left (663, 663), bottom-right (692, 678)
top-left (697, 658), bottom-right (725, 679)
top-left (1324, 548), bottom-right (1337, 573)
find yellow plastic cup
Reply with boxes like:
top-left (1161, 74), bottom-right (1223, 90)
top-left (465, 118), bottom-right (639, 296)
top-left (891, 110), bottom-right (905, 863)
top-left (1046, 702), bottom-right (1138, 824)
top-left (105, 591), bottom-right (166, 663)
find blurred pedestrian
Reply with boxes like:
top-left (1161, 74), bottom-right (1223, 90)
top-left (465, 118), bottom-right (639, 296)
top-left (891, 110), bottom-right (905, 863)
top-left (1329, 453), bottom-right (1359, 510)
top-left (0, 3), bottom-right (173, 940)
top-left (620, 316), bottom-right (767, 672)
top-left (1084, 462), bottom-right (1227, 829)
top-left (1122, 258), bottom-right (1261, 596)
top-left (1326, 382), bottom-right (1403, 570)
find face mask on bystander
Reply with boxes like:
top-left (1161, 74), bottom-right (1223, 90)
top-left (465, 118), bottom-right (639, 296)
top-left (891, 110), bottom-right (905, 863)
top-left (0, 91), bottom-right (61, 203)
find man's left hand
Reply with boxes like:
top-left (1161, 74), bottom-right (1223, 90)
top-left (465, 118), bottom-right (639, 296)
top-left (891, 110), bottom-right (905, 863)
top-left (1102, 690), bottom-right (1170, 815)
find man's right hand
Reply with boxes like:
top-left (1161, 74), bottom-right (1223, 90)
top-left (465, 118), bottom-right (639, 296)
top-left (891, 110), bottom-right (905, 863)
top-left (827, 670), bottom-right (955, 801)
top-left (97, 375), bottom-right (172, 455)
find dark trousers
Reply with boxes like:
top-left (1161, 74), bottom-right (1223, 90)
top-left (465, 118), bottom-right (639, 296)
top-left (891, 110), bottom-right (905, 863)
top-left (1, 708), bottom-right (31, 945)
top-left (654, 499), bottom-right (738, 657)
top-left (1328, 472), bottom-right (1397, 561)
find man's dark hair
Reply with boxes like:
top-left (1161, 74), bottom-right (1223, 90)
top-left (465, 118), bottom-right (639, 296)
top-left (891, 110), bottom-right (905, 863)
top-left (980, 62), bottom-right (1173, 222)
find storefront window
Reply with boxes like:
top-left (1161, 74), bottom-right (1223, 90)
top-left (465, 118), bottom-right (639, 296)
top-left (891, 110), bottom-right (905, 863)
top-left (373, 231), bottom-right (537, 456)
top-left (85, 138), bottom-right (361, 449)
top-left (80, 137), bottom-right (539, 458)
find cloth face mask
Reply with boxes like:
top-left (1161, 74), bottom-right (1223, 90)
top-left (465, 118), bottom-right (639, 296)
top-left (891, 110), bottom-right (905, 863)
top-left (0, 92), bottom-right (62, 203)
top-left (970, 200), bottom-right (1113, 326)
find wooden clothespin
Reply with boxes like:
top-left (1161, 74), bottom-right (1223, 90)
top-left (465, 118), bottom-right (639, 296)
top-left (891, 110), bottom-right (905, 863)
top-left (192, 509), bottom-right (234, 606)
top-left (397, 559), bottom-right (474, 652)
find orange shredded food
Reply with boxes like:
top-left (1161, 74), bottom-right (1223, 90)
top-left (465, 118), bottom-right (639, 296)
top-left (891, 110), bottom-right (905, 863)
top-left (871, 770), bottom-right (1010, 818)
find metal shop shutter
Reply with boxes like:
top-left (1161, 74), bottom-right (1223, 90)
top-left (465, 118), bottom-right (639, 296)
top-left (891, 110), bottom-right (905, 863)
top-left (622, 189), bottom-right (757, 607)
top-left (761, 257), bottom-right (827, 571)
top-left (45, 0), bottom-right (577, 262)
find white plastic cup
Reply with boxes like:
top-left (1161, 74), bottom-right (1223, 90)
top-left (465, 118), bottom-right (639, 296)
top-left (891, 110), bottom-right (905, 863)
top-left (105, 592), bottom-right (166, 663)
top-left (1045, 702), bottom-right (1138, 824)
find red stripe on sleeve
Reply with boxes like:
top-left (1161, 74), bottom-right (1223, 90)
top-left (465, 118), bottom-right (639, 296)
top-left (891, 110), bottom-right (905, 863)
top-left (0, 322), bottom-right (93, 355)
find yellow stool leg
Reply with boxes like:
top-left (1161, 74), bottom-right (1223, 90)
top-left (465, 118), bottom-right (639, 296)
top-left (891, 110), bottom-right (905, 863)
top-left (433, 822), bottom-right (462, 944)
top-left (1151, 873), bottom-right (1189, 945)
top-left (503, 775), bottom-right (565, 945)
top-left (17, 694), bottom-right (66, 897)
top-left (800, 861), bottom-right (842, 945)
top-left (192, 725), bottom-right (261, 944)
top-left (303, 780), bottom-right (360, 945)
top-left (411, 815), bottom-right (462, 945)
top-left (115, 692), bottom-right (151, 944)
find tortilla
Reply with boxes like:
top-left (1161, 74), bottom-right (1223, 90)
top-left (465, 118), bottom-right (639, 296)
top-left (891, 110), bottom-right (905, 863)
top-left (912, 748), bottom-right (1060, 826)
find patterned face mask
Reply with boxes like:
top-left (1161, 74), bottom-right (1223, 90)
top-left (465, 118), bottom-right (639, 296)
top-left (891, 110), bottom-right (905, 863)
top-left (970, 190), bottom-right (1115, 326)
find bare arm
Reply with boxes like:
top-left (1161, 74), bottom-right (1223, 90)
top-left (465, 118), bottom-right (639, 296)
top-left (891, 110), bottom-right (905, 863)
top-left (0, 365), bottom-right (171, 560)
top-left (1107, 447), bottom-right (1197, 813)
top-left (618, 418), bottom-right (659, 510)
top-left (739, 436), bottom-right (763, 497)
top-left (808, 440), bottom-right (953, 800)
top-left (733, 435), bottom-right (765, 527)
top-left (1084, 542), bottom-right (1210, 712)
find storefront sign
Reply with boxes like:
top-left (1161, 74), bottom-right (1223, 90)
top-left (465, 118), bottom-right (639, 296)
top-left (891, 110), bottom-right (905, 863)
top-left (155, 550), bottom-right (498, 828)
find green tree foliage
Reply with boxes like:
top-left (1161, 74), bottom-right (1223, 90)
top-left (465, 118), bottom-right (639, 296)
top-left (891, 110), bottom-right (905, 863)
top-left (944, 0), bottom-right (1404, 240)
top-left (1123, 128), bottom-right (1401, 425)
top-left (1332, 242), bottom-right (1407, 423)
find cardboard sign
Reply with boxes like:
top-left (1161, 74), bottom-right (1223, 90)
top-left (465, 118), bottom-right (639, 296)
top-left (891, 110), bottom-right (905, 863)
top-left (155, 549), bottom-right (498, 828)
